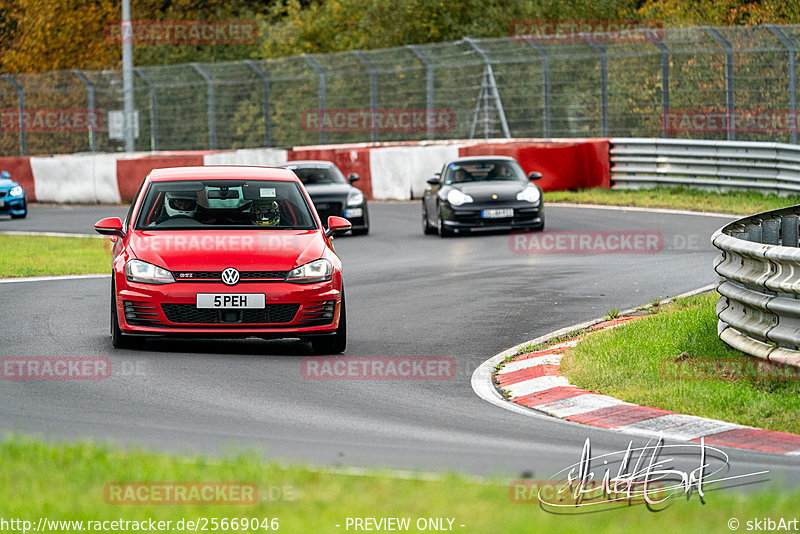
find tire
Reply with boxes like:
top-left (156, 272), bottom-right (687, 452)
top-left (110, 278), bottom-right (142, 349)
top-left (422, 203), bottom-right (436, 235)
top-left (437, 206), bottom-right (453, 238)
top-left (311, 294), bottom-right (347, 354)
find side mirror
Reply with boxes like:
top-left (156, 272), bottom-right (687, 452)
top-left (94, 217), bottom-right (125, 237)
top-left (326, 216), bottom-right (352, 237)
top-left (427, 177), bottom-right (440, 185)
top-left (348, 173), bottom-right (360, 183)
top-left (528, 172), bottom-right (542, 181)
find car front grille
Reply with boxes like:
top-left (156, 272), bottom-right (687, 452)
top-left (313, 202), bottom-right (343, 225)
top-left (298, 300), bottom-right (336, 326)
top-left (161, 303), bottom-right (300, 324)
top-left (172, 270), bottom-right (288, 282)
top-left (124, 301), bottom-right (163, 326)
top-left (453, 207), bottom-right (540, 225)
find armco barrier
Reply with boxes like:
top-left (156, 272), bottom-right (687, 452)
top-left (611, 138), bottom-right (800, 195)
top-left (0, 138), bottom-right (610, 203)
top-left (712, 206), bottom-right (800, 368)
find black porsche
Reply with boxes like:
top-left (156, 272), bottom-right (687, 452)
top-left (277, 160), bottom-right (369, 235)
top-left (421, 156), bottom-right (544, 237)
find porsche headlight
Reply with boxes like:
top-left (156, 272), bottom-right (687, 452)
top-left (516, 186), bottom-right (541, 203)
top-left (286, 259), bottom-right (332, 284)
top-left (125, 260), bottom-right (175, 285)
top-left (347, 190), bottom-right (365, 207)
top-left (9, 186), bottom-right (23, 196)
top-left (446, 189), bottom-right (474, 207)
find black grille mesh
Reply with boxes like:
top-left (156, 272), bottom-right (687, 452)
top-left (161, 303), bottom-right (300, 324)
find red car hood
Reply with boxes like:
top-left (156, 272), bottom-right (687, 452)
top-left (128, 230), bottom-right (327, 272)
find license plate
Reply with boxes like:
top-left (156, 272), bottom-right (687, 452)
top-left (196, 294), bottom-right (265, 309)
top-left (344, 208), bottom-right (363, 218)
top-left (482, 208), bottom-right (514, 218)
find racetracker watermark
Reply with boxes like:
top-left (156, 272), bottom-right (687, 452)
top-left (104, 20), bottom-right (258, 45)
top-left (0, 109), bottom-right (102, 132)
top-left (127, 234), bottom-right (301, 253)
top-left (662, 109), bottom-right (800, 134)
top-left (1, 357), bottom-right (111, 380)
top-left (301, 357), bottom-right (455, 380)
top-left (104, 482), bottom-right (258, 505)
top-left (661, 357), bottom-right (800, 382)
top-left (510, 19), bottom-right (663, 43)
top-left (510, 231), bottom-right (663, 254)
top-left (300, 108), bottom-right (456, 133)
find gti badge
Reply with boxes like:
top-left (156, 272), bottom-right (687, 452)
top-left (221, 267), bottom-right (240, 286)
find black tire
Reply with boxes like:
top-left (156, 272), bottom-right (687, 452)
top-left (110, 278), bottom-right (142, 349)
top-left (437, 206), bottom-right (453, 238)
top-left (311, 294), bottom-right (346, 354)
top-left (422, 203), bottom-right (436, 235)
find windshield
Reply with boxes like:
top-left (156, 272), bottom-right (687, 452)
top-left (284, 166), bottom-right (346, 185)
top-left (135, 179), bottom-right (317, 230)
top-left (443, 160), bottom-right (528, 185)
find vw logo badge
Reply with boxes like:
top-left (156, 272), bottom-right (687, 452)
top-left (221, 267), bottom-right (240, 286)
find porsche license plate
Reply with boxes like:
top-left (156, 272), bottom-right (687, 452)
top-left (196, 294), bottom-right (265, 309)
top-left (482, 208), bottom-right (514, 218)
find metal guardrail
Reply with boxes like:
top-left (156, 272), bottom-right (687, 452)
top-left (712, 206), bottom-right (800, 368)
top-left (611, 138), bottom-right (800, 195)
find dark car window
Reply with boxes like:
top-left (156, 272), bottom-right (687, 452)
top-left (443, 160), bottom-right (528, 185)
top-left (288, 166), bottom-right (347, 185)
top-left (135, 179), bottom-right (317, 230)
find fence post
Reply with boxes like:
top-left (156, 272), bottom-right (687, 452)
top-left (583, 36), bottom-right (608, 137)
top-left (704, 27), bottom-right (735, 141)
top-left (767, 24), bottom-right (797, 145)
top-left (523, 39), bottom-right (551, 138)
top-left (352, 51), bottom-right (379, 142)
top-left (406, 45), bottom-right (435, 140)
top-left (72, 69), bottom-right (97, 152)
top-left (303, 54), bottom-right (327, 145)
top-left (464, 37), bottom-right (511, 138)
top-left (1, 75), bottom-right (26, 156)
top-left (134, 68), bottom-right (158, 151)
top-left (646, 30), bottom-right (670, 138)
top-left (190, 63), bottom-right (217, 150)
top-left (246, 60), bottom-right (272, 148)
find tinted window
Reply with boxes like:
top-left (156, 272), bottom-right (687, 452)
top-left (443, 160), bottom-right (527, 185)
top-left (135, 179), bottom-right (317, 230)
top-left (287, 166), bottom-right (346, 185)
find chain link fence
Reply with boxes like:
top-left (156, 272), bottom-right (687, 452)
top-left (3, 23), bottom-right (800, 156)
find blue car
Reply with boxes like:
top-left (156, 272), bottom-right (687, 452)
top-left (0, 171), bottom-right (27, 219)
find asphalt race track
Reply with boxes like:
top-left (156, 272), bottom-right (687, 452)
top-left (1, 203), bottom-right (798, 488)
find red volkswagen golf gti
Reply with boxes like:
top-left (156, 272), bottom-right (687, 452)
top-left (94, 166), bottom-right (351, 353)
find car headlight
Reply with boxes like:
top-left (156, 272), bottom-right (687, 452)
top-left (125, 260), bottom-right (175, 285)
top-left (286, 259), bottom-right (332, 284)
top-left (347, 190), bottom-right (365, 207)
top-left (516, 186), bottom-right (541, 203)
top-left (9, 186), bottom-right (23, 197)
top-left (446, 189), bottom-right (474, 207)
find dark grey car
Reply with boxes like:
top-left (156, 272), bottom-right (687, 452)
top-left (422, 156), bottom-right (543, 237)
top-left (277, 160), bottom-right (369, 235)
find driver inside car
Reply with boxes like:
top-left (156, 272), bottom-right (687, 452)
top-left (250, 199), bottom-right (281, 226)
top-left (163, 191), bottom-right (197, 219)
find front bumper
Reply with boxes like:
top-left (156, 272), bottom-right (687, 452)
top-left (117, 279), bottom-right (342, 337)
top-left (0, 195), bottom-right (26, 215)
top-left (442, 202), bottom-right (543, 232)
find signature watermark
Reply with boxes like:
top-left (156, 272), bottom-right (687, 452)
top-left (300, 108), bottom-right (455, 133)
top-left (105, 21), bottom-right (258, 45)
top-left (0, 109), bottom-right (102, 132)
top-left (510, 19), bottom-right (663, 43)
top-left (301, 357), bottom-right (455, 380)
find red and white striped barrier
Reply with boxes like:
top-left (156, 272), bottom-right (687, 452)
top-left (0, 138), bottom-right (610, 203)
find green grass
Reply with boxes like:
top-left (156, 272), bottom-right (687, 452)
top-left (1, 436), bottom-right (799, 534)
top-left (562, 292), bottom-right (800, 434)
top-left (544, 186), bottom-right (800, 215)
top-left (0, 235), bottom-right (111, 277)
